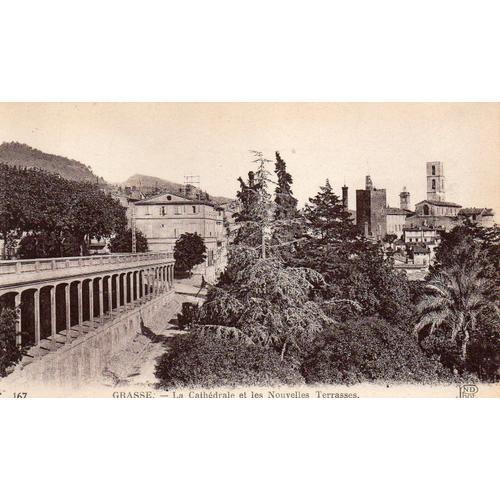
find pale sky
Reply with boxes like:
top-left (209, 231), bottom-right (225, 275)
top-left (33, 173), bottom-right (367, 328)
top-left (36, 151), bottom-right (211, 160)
top-left (0, 103), bottom-right (498, 214)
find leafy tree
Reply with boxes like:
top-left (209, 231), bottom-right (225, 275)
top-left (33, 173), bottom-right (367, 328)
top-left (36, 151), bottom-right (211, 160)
top-left (174, 232), bottom-right (207, 277)
top-left (415, 261), bottom-right (499, 367)
top-left (0, 164), bottom-right (127, 258)
top-left (0, 308), bottom-right (22, 377)
top-left (155, 332), bottom-right (303, 388)
top-left (431, 221), bottom-right (499, 281)
top-left (110, 228), bottom-right (149, 253)
top-left (303, 317), bottom-right (451, 385)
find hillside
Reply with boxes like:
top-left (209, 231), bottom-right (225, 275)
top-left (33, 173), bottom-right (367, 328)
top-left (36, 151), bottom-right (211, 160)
top-left (122, 173), bottom-right (233, 204)
top-left (0, 142), bottom-right (104, 183)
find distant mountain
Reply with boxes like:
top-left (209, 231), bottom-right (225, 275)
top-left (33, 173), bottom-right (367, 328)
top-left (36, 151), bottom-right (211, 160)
top-left (0, 142), bottom-right (104, 183)
top-left (121, 173), bottom-right (233, 205)
top-left (0, 142), bottom-right (233, 204)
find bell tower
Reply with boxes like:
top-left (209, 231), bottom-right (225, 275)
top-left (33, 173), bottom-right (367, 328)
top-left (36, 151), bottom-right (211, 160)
top-left (426, 161), bottom-right (445, 201)
top-left (399, 186), bottom-right (410, 210)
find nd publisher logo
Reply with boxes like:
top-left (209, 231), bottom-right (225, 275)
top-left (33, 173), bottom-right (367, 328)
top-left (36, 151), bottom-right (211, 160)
top-left (458, 384), bottom-right (479, 398)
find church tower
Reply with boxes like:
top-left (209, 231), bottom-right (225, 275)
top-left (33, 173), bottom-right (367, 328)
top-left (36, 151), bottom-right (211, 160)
top-left (426, 161), bottom-right (445, 201)
top-left (399, 186), bottom-right (410, 210)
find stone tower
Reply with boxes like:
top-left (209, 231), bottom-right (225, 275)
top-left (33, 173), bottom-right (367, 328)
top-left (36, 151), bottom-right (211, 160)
top-left (399, 186), bottom-right (410, 210)
top-left (342, 184), bottom-right (348, 209)
top-left (356, 176), bottom-right (387, 240)
top-left (426, 161), bottom-right (445, 202)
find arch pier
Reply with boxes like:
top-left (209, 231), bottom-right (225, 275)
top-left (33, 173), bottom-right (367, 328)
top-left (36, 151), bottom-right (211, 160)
top-left (0, 253), bottom-right (175, 378)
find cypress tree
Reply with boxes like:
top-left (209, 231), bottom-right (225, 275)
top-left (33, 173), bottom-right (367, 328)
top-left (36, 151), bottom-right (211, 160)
top-left (274, 151), bottom-right (298, 220)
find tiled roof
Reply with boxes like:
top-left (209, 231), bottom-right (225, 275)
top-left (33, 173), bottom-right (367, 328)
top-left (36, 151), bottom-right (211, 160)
top-left (459, 207), bottom-right (494, 216)
top-left (412, 244), bottom-right (430, 254)
top-left (416, 199), bottom-right (462, 207)
top-left (384, 207), bottom-right (413, 215)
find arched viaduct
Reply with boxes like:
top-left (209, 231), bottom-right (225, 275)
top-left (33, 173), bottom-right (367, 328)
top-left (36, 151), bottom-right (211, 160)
top-left (0, 252), bottom-right (175, 388)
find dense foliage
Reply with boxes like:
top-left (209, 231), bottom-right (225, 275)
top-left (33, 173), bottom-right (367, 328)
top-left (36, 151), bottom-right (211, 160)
top-left (303, 318), bottom-right (451, 385)
top-left (0, 308), bottom-right (22, 377)
top-left (0, 164), bottom-right (127, 258)
top-left (416, 223), bottom-right (500, 379)
top-left (154, 153), bottom-right (498, 388)
top-left (109, 228), bottom-right (149, 253)
top-left (155, 333), bottom-right (303, 388)
top-left (174, 232), bottom-right (207, 276)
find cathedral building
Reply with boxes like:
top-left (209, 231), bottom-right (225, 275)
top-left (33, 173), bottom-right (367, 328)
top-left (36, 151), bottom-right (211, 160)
top-left (405, 161), bottom-right (462, 231)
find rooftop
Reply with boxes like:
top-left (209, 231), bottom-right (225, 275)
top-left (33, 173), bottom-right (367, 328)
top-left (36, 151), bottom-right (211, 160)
top-left (458, 207), bottom-right (494, 216)
top-left (384, 207), bottom-right (414, 216)
top-left (416, 199), bottom-right (462, 208)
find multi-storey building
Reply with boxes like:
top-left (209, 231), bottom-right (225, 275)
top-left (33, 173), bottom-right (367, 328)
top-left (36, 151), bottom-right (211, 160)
top-left (133, 192), bottom-right (227, 277)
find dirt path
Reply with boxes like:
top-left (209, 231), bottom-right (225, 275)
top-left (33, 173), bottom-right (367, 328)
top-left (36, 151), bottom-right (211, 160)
top-left (96, 276), bottom-right (206, 391)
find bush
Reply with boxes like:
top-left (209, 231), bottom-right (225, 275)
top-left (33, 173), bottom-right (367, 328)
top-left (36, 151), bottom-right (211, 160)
top-left (0, 308), bottom-right (22, 377)
top-left (155, 332), bottom-right (304, 388)
top-left (177, 302), bottom-right (199, 330)
top-left (303, 317), bottom-right (452, 385)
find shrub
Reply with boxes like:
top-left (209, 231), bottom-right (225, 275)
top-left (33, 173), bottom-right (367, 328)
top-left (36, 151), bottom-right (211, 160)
top-left (0, 308), bottom-right (22, 377)
top-left (155, 332), bottom-right (304, 388)
top-left (177, 302), bottom-right (199, 330)
top-left (303, 317), bottom-right (452, 385)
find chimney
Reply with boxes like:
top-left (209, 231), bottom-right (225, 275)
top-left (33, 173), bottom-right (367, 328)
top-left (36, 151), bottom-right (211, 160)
top-left (342, 185), bottom-right (348, 209)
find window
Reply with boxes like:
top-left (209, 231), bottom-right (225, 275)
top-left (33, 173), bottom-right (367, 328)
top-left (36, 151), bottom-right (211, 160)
top-left (174, 228), bottom-right (178, 237)
top-left (145, 206), bottom-right (151, 215)
top-left (432, 165), bottom-right (436, 176)
top-left (192, 206), bottom-right (196, 214)
top-left (161, 206), bottom-right (166, 216)
top-left (432, 179), bottom-right (436, 190)
top-left (175, 206), bottom-right (182, 215)
top-left (166, 195), bottom-right (172, 201)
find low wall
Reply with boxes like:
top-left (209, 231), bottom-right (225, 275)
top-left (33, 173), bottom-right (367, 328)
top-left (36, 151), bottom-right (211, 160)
top-left (2, 291), bottom-right (175, 390)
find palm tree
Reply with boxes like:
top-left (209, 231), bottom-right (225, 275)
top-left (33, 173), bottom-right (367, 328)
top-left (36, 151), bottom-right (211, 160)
top-left (414, 263), bottom-right (499, 363)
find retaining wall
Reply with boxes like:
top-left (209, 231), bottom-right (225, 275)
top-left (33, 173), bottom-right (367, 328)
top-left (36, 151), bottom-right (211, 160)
top-left (2, 291), bottom-right (175, 390)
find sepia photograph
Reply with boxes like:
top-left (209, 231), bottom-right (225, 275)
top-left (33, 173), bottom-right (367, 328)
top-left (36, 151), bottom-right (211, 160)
top-left (0, 102), bottom-right (498, 398)
top-left (1, 2), bottom-right (499, 500)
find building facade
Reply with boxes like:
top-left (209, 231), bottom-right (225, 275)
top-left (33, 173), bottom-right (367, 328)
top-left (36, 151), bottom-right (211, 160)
top-left (385, 207), bottom-right (412, 238)
top-left (458, 208), bottom-right (495, 228)
top-left (133, 192), bottom-right (227, 277)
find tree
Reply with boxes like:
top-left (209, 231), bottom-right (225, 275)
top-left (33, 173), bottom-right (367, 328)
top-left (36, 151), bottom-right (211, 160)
top-left (0, 308), bottom-right (22, 377)
top-left (174, 232), bottom-right (207, 277)
top-left (0, 165), bottom-right (127, 258)
top-left (110, 228), bottom-right (149, 253)
top-left (274, 151), bottom-right (298, 220)
top-left (303, 317), bottom-right (450, 385)
top-left (293, 180), bottom-right (415, 324)
top-left (415, 262), bottom-right (499, 367)
top-left (197, 245), bottom-right (331, 361)
top-left (303, 179), bottom-right (357, 242)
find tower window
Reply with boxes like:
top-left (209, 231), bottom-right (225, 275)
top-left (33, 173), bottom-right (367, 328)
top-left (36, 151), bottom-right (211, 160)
top-left (432, 179), bottom-right (436, 190)
top-left (432, 165), bottom-right (436, 176)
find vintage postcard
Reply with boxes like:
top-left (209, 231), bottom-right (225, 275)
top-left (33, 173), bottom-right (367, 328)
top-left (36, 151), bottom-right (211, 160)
top-left (0, 102), bottom-right (498, 398)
